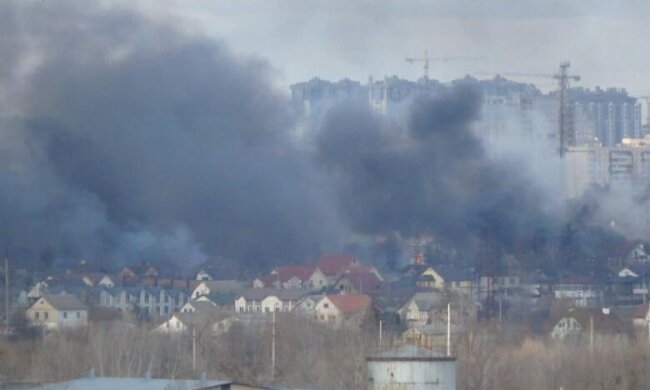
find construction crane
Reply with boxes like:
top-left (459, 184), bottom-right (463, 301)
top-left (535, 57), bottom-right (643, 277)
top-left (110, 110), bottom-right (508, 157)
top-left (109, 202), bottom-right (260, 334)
top-left (477, 62), bottom-right (580, 157)
top-left (405, 50), bottom-right (484, 80)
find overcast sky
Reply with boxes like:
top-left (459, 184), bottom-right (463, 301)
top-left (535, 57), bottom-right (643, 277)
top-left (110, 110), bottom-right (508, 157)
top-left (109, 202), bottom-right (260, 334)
top-left (119, 0), bottom-right (649, 95)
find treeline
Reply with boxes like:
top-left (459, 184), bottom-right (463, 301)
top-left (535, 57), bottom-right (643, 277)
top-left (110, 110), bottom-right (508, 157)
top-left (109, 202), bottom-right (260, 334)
top-left (1, 317), bottom-right (650, 389)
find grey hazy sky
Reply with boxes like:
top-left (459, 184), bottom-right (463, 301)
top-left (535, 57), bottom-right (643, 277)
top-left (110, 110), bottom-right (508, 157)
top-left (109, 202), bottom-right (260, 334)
top-left (116, 0), bottom-right (649, 94)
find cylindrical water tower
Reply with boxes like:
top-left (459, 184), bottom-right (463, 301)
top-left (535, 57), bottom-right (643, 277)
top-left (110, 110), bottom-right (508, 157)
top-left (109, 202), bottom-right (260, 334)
top-left (366, 345), bottom-right (457, 390)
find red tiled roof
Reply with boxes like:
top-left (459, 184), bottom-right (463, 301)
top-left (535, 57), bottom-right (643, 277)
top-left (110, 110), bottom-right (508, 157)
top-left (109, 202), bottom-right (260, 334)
top-left (257, 274), bottom-right (280, 287)
top-left (274, 264), bottom-right (317, 282)
top-left (344, 264), bottom-right (374, 274)
top-left (326, 294), bottom-right (371, 314)
top-left (316, 253), bottom-right (357, 276)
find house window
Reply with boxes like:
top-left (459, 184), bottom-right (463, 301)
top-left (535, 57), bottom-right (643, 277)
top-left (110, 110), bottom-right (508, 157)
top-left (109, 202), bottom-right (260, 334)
top-left (35, 312), bottom-right (40, 320)
top-left (63, 312), bottom-right (68, 319)
top-left (44, 312), bottom-right (48, 320)
top-left (77, 312), bottom-right (80, 319)
top-left (324, 303), bottom-right (329, 309)
top-left (239, 307), bottom-right (244, 312)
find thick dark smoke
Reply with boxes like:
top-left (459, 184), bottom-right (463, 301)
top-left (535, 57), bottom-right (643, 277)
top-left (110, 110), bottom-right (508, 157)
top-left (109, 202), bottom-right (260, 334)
top-left (0, 1), bottom-right (337, 269)
top-left (316, 85), bottom-right (554, 255)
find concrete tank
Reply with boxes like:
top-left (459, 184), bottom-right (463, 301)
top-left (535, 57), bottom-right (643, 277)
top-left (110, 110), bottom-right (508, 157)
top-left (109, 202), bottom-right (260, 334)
top-left (366, 345), bottom-right (456, 390)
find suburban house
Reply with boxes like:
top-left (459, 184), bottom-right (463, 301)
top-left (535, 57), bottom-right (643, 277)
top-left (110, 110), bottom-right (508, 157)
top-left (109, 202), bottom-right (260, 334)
top-left (626, 243), bottom-right (650, 263)
top-left (26, 294), bottom-right (88, 329)
top-left (191, 280), bottom-right (246, 300)
top-left (235, 289), bottom-right (310, 313)
top-left (99, 286), bottom-right (190, 317)
top-left (397, 291), bottom-right (443, 326)
top-left (553, 276), bottom-right (604, 307)
top-left (332, 272), bottom-right (383, 295)
top-left (547, 307), bottom-right (632, 341)
top-left (194, 292), bottom-right (237, 310)
top-left (614, 264), bottom-right (650, 302)
top-left (195, 269), bottom-right (214, 281)
top-left (180, 300), bottom-right (218, 314)
top-left (315, 253), bottom-right (359, 284)
top-left (312, 294), bottom-right (373, 329)
top-left (81, 273), bottom-right (115, 288)
top-left (415, 265), bottom-right (474, 295)
top-left (119, 262), bottom-right (159, 283)
top-left (253, 264), bottom-right (328, 290)
top-left (401, 323), bottom-right (464, 353)
top-left (478, 274), bottom-right (521, 301)
top-left (154, 312), bottom-right (212, 334)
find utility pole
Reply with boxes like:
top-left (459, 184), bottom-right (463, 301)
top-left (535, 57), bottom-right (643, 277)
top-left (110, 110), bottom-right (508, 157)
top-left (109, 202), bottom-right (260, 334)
top-left (192, 326), bottom-right (196, 374)
top-left (446, 303), bottom-right (451, 357)
top-left (589, 316), bottom-right (594, 352)
top-left (4, 256), bottom-right (9, 326)
top-left (271, 310), bottom-right (276, 383)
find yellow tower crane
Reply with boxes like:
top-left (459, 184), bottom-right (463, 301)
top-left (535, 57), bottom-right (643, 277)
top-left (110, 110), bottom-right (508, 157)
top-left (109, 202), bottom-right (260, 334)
top-left (405, 50), bottom-right (484, 80)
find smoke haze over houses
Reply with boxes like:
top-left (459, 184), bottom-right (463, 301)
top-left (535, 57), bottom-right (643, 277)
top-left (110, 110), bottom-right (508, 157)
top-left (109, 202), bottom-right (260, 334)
top-left (0, 1), bottom-right (339, 269)
top-left (0, 1), bottom-right (646, 273)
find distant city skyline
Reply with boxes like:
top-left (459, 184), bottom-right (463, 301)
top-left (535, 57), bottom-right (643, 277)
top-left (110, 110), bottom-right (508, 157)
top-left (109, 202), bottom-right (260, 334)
top-left (125, 0), bottom-right (650, 95)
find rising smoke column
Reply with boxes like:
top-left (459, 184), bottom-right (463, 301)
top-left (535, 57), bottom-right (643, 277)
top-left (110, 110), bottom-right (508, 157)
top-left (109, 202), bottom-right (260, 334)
top-left (0, 1), bottom-right (338, 269)
top-left (316, 84), bottom-right (554, 256)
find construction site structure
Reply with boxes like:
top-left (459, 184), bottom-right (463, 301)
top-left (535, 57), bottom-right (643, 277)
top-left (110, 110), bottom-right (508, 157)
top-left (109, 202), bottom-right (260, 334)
top-left (477, 62), bottom-right (580, 157)
top-left (405, 51), bottom-right (484, 80)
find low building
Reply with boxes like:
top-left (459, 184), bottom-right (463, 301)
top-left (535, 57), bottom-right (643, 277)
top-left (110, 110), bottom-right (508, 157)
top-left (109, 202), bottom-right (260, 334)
top-left (416, 265), bottom-right (474, 295)
top-left (26, 294), bottom-right (88, 330)
top-left (312, 294), bottom-right (373, 329)
top-left (25, 376), bottom-right (231, 390)
top-left (401, 323), bottom-right (464, 354)
top-left (191, 280), bottom-right (246, 300)
top-left (547, 307), bottom-right (632, 341)
top-left (397, 292), bottom-right (443, 326)
top-left (332, 272), bottom-right (383, 295)
top-left (235, 289), bottom-right (309, 314)
top-left (553, 276), bottom-right (604, 307)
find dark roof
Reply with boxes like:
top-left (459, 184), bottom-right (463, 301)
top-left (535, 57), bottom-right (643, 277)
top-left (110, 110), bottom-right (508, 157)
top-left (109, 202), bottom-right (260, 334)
top-left (431, 265), bottom-right (473, 282)
top-left (40, 294), bottom-right (87, 310)
top-left (238, 288), bottom-right (310, 301)
top-left (197, 292), bottom-right (236, 306)
top-left (628, 264), bottom-right (650, 278)
top-left (199, 280), bottom-right (246, 293)
top-left (338, 272), bottom-right (382, 293)
top-left (556, 276), bottom-right (601, 285)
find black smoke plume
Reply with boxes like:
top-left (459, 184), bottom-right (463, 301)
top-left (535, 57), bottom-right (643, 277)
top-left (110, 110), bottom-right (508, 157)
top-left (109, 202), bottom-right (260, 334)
top-left (0, 1), bottom-right (337, 269)
top-left (316, 84), bottom-right (554, 256)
